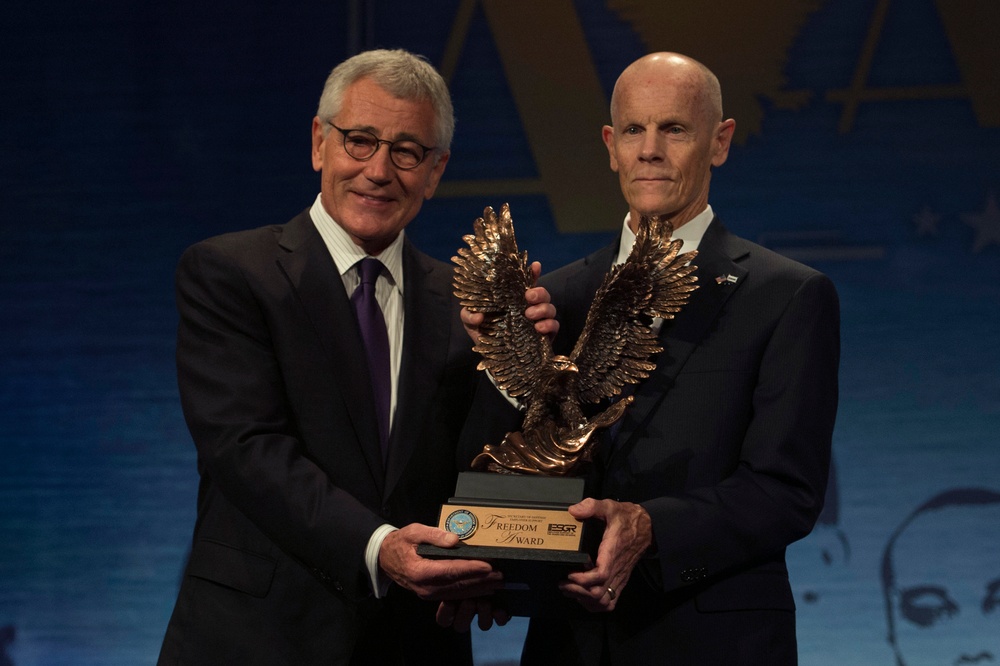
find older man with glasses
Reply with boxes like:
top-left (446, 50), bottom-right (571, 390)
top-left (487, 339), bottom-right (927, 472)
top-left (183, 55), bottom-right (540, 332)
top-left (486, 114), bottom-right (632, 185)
top-left (157, 49), bottom-right (557, 666)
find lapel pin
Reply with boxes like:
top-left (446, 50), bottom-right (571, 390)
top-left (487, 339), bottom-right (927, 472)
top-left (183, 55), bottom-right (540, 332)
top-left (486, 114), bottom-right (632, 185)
top-left (715, 274), bottom-right (739, 285)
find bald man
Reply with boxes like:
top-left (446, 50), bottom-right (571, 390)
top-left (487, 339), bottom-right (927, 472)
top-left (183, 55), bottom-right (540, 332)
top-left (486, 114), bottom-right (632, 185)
top-left (459, 52), bottom-right (840, 665)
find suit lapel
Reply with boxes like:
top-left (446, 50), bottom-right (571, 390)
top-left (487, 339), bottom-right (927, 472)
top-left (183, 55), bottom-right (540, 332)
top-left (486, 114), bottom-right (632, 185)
top-left (383, 240), bottom-right (453, 496)
top-left (610, 218), bottom-right (748, 456)
top-left (275, 212), bottom-right (386, 490)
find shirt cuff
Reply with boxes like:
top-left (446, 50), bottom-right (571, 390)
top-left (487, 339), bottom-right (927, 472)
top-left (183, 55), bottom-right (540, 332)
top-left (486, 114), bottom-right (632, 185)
top-left (487, 370), bottom-right (524, 411)
top-left (366, 523), bottom-right (398, 599)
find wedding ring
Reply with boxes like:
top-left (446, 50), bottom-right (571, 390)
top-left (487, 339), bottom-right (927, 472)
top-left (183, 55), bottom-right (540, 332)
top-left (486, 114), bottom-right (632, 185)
top-left (606, 586), bottom-right (616, 600)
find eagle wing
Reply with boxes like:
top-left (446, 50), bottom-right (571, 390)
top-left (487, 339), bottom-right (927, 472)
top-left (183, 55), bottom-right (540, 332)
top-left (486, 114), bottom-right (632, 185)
top-left (569, 216), bottom-right (699, 404)
top-left (452, 204), bottom-right (553, 402)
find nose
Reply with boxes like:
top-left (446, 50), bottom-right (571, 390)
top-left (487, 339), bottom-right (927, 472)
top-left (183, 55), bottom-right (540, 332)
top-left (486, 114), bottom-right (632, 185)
top-left (363, 143), bottom-right (395, 183)
top-left (638, 132), bottom-right (664, 162)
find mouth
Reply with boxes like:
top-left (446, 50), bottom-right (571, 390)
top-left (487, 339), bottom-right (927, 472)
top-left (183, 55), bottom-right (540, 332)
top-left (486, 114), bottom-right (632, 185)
top-left (352, 190), bottom-right (395, 205)
top-left (633, 182), bottom-right (670, 196)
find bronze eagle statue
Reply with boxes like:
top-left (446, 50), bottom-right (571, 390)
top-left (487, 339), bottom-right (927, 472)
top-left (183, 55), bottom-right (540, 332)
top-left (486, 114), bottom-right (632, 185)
top-left (453, 203), bottom-right (699, 476)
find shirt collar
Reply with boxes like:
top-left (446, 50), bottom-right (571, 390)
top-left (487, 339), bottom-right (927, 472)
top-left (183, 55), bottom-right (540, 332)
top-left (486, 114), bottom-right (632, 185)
top-left (309, 193), bottom-right (404, 292)
top-left (615, 205), bottom-right (715, 265)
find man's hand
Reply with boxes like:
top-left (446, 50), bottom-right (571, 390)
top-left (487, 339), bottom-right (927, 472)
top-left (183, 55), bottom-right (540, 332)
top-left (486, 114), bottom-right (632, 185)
top-left (559, 498), bottom-right (652, 612)
top-left (379, 524), bottom-right (503, 600)
top-left (461, 261), bottom-right (559, 345)
top-left (436, 597), bottom-right (511, 633)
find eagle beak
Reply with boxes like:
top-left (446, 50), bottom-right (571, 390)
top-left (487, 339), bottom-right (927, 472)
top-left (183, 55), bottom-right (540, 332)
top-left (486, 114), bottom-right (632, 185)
top-left (552, 355), bottom-right (579, 373)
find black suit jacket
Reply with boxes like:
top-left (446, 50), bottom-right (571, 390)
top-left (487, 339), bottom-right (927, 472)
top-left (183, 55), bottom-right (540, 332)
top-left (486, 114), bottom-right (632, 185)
top-left (159, 211), bottom-right (477, 665)
top-left (460, 218), bottom-right (840, 665)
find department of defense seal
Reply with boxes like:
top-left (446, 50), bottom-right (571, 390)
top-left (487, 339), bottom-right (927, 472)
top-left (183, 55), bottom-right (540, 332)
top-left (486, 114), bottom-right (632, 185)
top-left (444, 509), bottom-right (478, 539)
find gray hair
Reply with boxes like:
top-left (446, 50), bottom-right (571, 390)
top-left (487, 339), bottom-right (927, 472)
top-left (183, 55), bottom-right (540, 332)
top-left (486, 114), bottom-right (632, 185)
top-left (317, 49), bottom-right (455, 152)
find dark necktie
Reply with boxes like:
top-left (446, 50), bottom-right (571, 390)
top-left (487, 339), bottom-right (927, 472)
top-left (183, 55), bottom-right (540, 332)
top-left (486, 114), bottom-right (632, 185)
top-left (351, 257), bottom-right (391, 459)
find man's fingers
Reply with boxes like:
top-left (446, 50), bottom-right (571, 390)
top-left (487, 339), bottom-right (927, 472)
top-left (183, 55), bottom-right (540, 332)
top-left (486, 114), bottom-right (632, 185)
top-left (462, 308), bottom-right (484, 326)
top-left (566, 567), bottom-right (605, 588)
top-left (436, 601), bottom-right (458, 628)
top-left (460, 307), bottom-right (485, 344)
top-left (524, 302), bottom-right (555, 320)
top-left (492, 604), bottom-right (511, 627)
top-left (451, 599), bottom-right (477, 633)
top-left (419, 526), bottom-right (462, 549)
top-left (476, 598), bottom-right (495, 631)
top-left (568, 497), bottom-right (600, 519)
top-left (381, 525), bottom-right (502, 600)
top-left (422, 557), bottom-right (498, 584)
top-left (408, 564), bottom-right (503, 601)
top-left (437, 597), bottom-right (510, 632)
top-left (389, 523), bottom-right (462, 550)
top-left (559, 580), bottom-right (618, 612)
top-left (437, 572), bottom-right (505, 598)
top-left (534, 318), bottom-right (559, 337)
top-left (524, 286), bottom-right (544, 304)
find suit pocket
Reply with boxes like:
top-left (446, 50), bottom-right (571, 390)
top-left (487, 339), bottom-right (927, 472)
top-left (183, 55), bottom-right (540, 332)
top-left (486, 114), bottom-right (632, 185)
top-left (694, 569), bottom-right (795, 612)
top-left (187, 538), bottom-right (277, 598)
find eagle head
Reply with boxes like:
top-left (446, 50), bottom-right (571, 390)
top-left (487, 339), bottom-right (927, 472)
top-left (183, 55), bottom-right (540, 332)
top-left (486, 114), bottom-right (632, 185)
top-left (551, 355), bottom-right (579, 373)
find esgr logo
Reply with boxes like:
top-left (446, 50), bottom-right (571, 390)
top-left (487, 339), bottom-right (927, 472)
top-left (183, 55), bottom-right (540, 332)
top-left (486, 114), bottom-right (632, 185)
top-left (547, 523), bottom-right (578, 536)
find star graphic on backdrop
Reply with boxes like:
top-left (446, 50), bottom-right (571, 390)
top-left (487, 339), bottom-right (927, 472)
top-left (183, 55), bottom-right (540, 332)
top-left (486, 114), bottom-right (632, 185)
top-left (962, 192), bottom-right (1000, 253)
top-left (913, 205), bottom-right (940, 237)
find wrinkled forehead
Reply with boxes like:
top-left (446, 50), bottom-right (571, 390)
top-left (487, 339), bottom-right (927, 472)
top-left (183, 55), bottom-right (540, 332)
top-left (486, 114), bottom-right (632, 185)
top-left (337, 78), bottom-right (439, 141)
top-left (611, 67), bottom-right (711, 125)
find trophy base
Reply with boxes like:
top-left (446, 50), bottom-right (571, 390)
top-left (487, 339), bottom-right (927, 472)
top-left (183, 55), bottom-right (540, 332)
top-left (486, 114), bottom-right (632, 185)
top-left (418, 472), bottom-right (593, 615)
top-left (418, 542), bottom-right (591, 564)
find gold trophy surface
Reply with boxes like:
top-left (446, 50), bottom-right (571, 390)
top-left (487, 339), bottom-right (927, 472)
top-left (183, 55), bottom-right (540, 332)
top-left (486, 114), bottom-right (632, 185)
top-left (420, 203), bottom-right (698, 614)
top-left (457, 203), bottom-right (698, 475)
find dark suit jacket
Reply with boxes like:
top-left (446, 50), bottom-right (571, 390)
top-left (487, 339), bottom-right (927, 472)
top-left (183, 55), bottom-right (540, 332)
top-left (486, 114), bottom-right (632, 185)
top-left (460, 217), bottom-right (840, 666)
top-left (159, 211), bottom-right (478, 665)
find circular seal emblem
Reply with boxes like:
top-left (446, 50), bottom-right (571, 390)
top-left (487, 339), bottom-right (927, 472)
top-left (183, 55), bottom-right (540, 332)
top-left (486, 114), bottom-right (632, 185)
top-left (444, 509), bottom-right (478, 540)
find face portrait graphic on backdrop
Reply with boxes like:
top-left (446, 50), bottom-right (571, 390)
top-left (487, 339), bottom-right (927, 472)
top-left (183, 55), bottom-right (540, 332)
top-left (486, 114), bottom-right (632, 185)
top-left (881, 489), bottom-right (1000, 666)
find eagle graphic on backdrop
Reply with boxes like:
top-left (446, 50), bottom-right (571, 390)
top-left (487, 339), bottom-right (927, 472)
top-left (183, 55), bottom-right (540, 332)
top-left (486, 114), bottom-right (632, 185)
top-left (453, 204), bottom-right (699, 475)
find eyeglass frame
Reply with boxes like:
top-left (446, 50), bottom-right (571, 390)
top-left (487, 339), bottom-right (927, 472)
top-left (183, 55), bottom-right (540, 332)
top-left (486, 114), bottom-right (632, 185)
top-left (326, 122), bottom-right (438, 170)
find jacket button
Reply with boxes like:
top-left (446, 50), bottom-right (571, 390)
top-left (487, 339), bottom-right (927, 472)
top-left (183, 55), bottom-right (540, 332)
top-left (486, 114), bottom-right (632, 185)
top-left (680, 566), bottom-right (707, 582)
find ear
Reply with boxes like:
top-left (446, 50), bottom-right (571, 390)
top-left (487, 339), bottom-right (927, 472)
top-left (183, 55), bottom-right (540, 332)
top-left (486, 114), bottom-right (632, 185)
top-left (311, 117), bottom-right (326, 172)
top-left (422, 150), bottom-right (451, 200)
top-left (711, 119), bottom-right (736, 167)
top-left (602, 125), bottom-right (619, 172)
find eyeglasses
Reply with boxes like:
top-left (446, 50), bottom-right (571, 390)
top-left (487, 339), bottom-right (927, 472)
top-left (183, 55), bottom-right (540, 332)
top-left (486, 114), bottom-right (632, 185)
top-left (327, 123), bottom-right (436, 170)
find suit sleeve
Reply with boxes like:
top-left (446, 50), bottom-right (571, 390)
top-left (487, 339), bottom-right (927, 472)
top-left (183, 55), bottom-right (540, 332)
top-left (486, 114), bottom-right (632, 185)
top-left (642, 272), bottom-right (840, 592)
top-left (175, 240), bottom-right (383, 600)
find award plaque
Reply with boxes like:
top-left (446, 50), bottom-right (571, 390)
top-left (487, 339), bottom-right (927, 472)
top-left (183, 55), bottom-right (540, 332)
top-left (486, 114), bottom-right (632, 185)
top-left (418, 203), bottom-right (698, 615)
top-left (433, 473), bottom-right (587, 555)
top-left (419, 472), bottom-right (592, 615)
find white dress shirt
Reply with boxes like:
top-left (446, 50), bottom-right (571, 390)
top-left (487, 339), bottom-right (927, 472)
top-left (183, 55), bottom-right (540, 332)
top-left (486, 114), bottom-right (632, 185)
top-left (309, 194), bottom-right (402, 598)
top-left (615, 205), bottom-right (714, 334)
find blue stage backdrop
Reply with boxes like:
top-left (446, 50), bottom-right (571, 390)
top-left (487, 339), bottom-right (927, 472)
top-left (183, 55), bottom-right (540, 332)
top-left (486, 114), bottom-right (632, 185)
top-left (2, 1), bottom-right (997, 664)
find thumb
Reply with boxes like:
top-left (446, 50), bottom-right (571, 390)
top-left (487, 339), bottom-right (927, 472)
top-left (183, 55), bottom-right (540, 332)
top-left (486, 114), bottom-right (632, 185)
top-left (420, 526), bottom-right (461, 549)
top-left (568, 497), bottom-right (599, 520)
top-left (530, 260), bottom-right (542, 285)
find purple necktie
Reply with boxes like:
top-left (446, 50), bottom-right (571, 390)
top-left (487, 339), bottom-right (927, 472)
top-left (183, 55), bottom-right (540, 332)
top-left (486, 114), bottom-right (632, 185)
top-left (351, 258), bottom-right (391, 459)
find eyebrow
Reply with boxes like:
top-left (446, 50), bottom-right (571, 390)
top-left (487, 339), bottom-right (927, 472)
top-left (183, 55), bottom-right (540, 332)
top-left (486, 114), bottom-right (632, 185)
top-left (346, 124), bottom-right (429, 144)
top-left (617, 118), bottom-right (685, 129)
